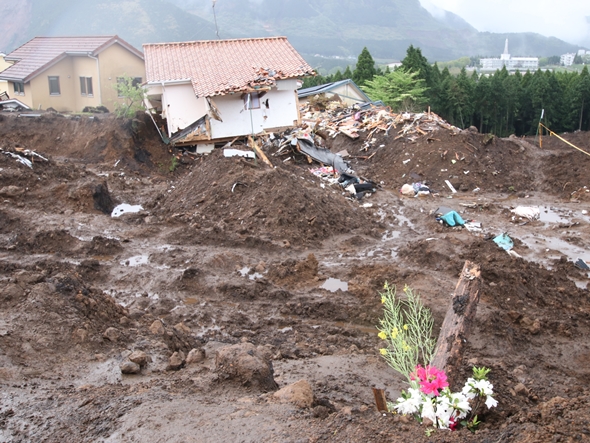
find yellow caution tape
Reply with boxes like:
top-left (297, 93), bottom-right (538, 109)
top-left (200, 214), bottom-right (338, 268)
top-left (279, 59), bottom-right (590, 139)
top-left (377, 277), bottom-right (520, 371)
top-left (539, 123), bottom-right (590, 158)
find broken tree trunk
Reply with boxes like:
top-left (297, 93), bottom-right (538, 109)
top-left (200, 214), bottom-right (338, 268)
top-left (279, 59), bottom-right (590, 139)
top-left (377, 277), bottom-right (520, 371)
top-left (431, 261), bottom-right (482, 385)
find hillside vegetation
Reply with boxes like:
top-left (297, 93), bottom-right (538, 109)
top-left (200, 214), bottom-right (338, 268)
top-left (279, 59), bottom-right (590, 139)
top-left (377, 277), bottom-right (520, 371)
top-left (0, 0), bottom-right (581, 62)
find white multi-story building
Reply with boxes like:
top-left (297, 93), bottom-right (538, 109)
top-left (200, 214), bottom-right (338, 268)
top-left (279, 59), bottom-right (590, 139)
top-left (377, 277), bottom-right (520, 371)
top-left (480, 40), bottom-right (539, 71)
top-left (561, 53), bottom-right (576, 66)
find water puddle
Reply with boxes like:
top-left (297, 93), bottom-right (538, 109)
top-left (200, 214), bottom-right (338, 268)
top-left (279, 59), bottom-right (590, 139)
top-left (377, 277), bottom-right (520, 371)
top-left (239, 266), bottom-right (264, 280)
top-left (381, 230), bottom-right (401, 241)
top-left (111, 203), bottom-right (143, 218)
top-left (519, 234), bottom-right (588, 265)
top-left (121, 255), bottom-right (149, 266)
top-left (321, 278), bottom-right (348, 292)
top-left (538, 206), bottom-right (571, 224)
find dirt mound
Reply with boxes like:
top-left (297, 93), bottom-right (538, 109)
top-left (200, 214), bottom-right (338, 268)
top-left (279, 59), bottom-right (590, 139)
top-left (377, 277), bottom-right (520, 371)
top-left (159, 149), bottom-right (380, 246)
top-left (0, 112), bottom-right (171, 173)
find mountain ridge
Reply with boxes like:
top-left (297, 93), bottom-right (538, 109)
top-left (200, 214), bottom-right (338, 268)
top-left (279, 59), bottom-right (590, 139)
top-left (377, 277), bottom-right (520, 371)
top-left (0, 0), bottom-right (582, 63)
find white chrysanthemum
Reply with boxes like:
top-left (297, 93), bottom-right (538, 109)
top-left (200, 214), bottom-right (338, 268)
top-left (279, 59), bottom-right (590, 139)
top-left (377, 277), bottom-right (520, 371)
top-left (485, 395), bottom-right (498, 409)
top-left (473, 379), bottom-right (494, 396)
top-left (446, 391), bottom-right (471, 419)
top-left (394, 387), bottom-right (422, 415)
top-left (421, 397), bottom-right (437, 424)
top-left (434, 398), bottom-right (454, 429)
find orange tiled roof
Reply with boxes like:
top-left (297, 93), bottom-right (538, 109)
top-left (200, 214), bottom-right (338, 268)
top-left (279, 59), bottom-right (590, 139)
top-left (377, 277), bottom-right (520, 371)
top-left (0, 36), bottom-right (143, 82)
top-left (143, 37), bottom-right (315, 97)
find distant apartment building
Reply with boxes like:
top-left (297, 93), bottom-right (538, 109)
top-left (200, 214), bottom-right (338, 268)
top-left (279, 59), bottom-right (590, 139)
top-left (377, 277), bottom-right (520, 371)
top-left (561, 53), bottom-right (576, 66)
top-left (480, 39), bottom-right (539, 72)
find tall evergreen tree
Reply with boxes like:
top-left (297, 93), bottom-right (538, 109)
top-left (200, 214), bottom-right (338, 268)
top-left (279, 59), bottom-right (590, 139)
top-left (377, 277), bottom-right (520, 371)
top-left (352, 47), bottom-right (376, 85)
top-left (401, 45), bottom-right (433, 89)
top-left (343, 66), bottom-right (353, 80)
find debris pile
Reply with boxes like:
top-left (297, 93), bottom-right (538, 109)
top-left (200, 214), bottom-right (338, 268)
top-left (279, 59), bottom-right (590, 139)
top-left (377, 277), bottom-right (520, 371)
top-left (0, 147), bottom-right (48, 169)
top-left (299, 102), bottom-right (462, 147)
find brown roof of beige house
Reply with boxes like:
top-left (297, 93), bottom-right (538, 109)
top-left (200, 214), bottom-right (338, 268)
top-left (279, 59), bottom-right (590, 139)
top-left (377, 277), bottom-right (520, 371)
top-left (143, 36), bottom-right (314, 98)
top-left (1, 35), bottom-right (143, 82)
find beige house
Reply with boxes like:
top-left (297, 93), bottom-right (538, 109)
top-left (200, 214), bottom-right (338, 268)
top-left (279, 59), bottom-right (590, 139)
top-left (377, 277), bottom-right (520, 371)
top-left (143, 37), bottom-right (314, 146)
top-left (298, 79), bottom-right (371, 107)
top-left (0, 53), bottom-right (10, 96)
top-left (0, 36), bottom-right (145, 113)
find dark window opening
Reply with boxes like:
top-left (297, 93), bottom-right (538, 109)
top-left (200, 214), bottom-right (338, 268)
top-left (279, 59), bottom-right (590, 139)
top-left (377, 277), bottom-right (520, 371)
top-left (243, 92), bottom-right (261, 110)
top-left (48, 76), bottom-right (60, 95)
top-left (80, 77), bottom-right (93, 97)
top-left (13, 82), bottom-right (24, 95)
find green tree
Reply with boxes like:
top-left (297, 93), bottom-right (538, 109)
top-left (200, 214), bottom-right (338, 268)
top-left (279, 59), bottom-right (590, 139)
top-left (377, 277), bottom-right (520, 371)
top-left (342, 66), bottom-right (353, 80)
top-left (401, 45), bottom-right (433, 89)
top-left (569, 66), bottom-right (590, 130)
top-left (332, 70), bottom-right (344, 82)
top-left (114, 76), bottom-right (145, 118)
top-left (352, 47), bottom-right (376, 85)
top-left (362, 68), bottom-right (428, 112)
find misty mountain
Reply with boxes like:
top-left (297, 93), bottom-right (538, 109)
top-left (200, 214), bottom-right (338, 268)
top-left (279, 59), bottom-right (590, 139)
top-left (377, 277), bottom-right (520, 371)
top-left (0, 0), bottom-right (216, 53)
top-left (1, 0), bottom-right (582, 64)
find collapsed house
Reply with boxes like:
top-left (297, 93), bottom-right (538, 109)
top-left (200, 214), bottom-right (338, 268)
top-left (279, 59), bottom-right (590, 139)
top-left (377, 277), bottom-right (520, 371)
top-left (142, 37), bottom-right (315, 147)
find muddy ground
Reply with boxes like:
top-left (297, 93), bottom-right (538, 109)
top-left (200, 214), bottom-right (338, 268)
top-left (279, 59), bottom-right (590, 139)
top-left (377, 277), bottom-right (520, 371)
top-left (0, 111), bottom-right (589, 443)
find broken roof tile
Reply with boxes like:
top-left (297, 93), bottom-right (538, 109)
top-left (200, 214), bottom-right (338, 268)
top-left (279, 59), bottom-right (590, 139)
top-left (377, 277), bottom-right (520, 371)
top-left (143, 37), bottom-right (315, 98)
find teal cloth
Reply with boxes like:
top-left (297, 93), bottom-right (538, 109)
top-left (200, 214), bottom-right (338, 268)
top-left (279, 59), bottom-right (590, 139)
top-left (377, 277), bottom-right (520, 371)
top-left (440, 211), bottom-right (465, 227)
top-left (493, 233), bottom-right (514, 251)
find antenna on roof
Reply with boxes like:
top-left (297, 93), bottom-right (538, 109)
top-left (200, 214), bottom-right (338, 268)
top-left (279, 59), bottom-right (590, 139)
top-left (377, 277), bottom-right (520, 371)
top-left (212, 0), bottom-right (220, 40)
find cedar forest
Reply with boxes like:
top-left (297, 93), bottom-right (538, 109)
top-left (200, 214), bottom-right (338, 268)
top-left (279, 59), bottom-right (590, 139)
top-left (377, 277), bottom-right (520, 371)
top-left (303, 46), bottom-right (590, 136)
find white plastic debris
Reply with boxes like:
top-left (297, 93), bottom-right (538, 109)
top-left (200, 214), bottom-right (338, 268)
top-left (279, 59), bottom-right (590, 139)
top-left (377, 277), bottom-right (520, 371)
top-left (510, 206), bottom-right (540, 221)
top-left (223, 149), bottom-right (255, 159)
top-left (111, 203), bottom-right (143, 218)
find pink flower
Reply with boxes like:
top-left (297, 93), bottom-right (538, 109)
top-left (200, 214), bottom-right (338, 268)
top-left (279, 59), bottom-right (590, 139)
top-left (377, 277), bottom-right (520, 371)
top-left (412, 365), bottom-right (449, 396)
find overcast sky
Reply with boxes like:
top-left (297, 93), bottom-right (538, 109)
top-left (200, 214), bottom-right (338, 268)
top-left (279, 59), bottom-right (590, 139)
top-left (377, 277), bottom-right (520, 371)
top-left (419, 0), bottom-right (590, 47)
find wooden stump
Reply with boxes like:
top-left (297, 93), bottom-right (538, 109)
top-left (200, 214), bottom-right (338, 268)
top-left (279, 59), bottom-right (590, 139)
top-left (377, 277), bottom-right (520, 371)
top-left (431, 261), bottom-right (482, 384)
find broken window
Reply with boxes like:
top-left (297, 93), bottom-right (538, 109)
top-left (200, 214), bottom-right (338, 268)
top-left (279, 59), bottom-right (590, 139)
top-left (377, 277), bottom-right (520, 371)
top-left (243, 92), bottom-right (261, 110)
top-left (48, 76), bottom-right (60, 95)
top-left (13, 82), bottom-right (24, 95)
top-left (80, 77), bottom-right (93, 97)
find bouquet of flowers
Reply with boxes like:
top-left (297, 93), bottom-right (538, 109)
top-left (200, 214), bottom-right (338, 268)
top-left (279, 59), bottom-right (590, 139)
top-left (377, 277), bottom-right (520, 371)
top-left (393, 365), bottom-right (497, 430)
top-left (378, 283), bottom-right (498, 432)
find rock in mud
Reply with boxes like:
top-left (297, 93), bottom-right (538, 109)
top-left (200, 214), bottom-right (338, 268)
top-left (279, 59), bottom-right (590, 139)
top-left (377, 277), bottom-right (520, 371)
top-left (128, 350), bottom-right (148, 367)
top-left (92, 182), bottom-right (116, 214)
top-left (149, 320), bottom-right (165, 335)
top-left (215, 342), bottom-right (278, 392)
top-left (186, 348), bottom-right (206, 364)
top-left (0, 185), bottom-right (24, 198)
top-left (120, 361), bottom-right (141, 374)
top-left (72, 328), bottom-right (89, 343)
top-left (103, 327), bottom-right (121, 342)
top-left (273, 379), bottom-right (314, 408)
top-left (174, 322), bottom-right (191, 334)
top-left (167, 351), bottom-right (185, 371)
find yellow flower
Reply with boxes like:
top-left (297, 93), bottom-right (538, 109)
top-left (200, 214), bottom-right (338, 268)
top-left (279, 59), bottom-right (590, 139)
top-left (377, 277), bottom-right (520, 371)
top-left (378, 331), bottom-right (387, 340)
top-left (383, 282), bottom-right (389, 289)
top-left (379, 348), bottom-right (388, 356)
top-left (391, 327), bottom-right (398, 339)
top-left (403, 324), bottom-right (409, 330)
top-left (381, 296), bottom-right (386, 304)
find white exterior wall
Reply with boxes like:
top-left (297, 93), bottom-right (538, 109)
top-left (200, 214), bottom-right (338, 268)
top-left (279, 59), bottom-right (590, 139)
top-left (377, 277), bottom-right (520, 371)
top-left (209, 79), bottom-right (299, 139)
top-left (160, 83), bottom-right (207, 136)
